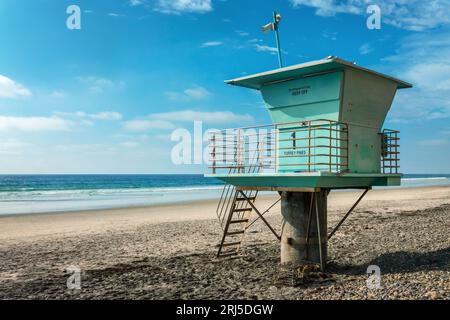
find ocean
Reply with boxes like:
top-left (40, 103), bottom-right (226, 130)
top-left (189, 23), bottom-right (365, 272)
top-left (0, 174), bottom-right (449, 215)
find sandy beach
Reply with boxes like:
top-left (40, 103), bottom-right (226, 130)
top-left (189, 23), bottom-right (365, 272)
top-left (0, 186), bottom-right (449, 299)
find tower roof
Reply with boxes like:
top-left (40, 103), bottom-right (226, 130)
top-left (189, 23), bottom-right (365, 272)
top-left (225, 56), bottom-right (412, 90)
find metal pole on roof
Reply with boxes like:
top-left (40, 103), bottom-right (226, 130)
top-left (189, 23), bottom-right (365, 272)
top-left (273, 11), bottom-right (283, 68)
top-left (261, 11), bottom-right (283, 69)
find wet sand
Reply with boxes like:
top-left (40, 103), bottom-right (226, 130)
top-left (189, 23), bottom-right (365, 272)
top-left (0, 186), bottom-right (449, 299)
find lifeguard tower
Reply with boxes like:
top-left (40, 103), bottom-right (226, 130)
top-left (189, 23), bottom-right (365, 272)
top-left (206, 56), bottom-right (412, 270)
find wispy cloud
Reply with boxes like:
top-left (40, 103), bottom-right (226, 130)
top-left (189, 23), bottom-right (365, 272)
top-left (290, 0), bottom-right (450, 31)
top-left (359, 43), bottom-right (373, 55)
top-left (120, 141), bottom-right (140, 148)
top-left (90, 112), bottom-right (123, 120)
top-left (322, 31), bottom-right (337, 41)
top-left (0, 75), bottom-right (32, 99)
top-left (122, 110), bottom-right (253, 132)
top-left (383, 31), bottom-right (450, 122)
top-left (55, 111), bottom-right (123, 121)
top-left (49, 91), bottom-right (66, 99)
top-left (150, 110), bottom-right (254, 123)
top-left (235, 30), bottom-right (249, 37)
top-left (0, 116), bottom-right (72, 132)
top-left (200, 41), bottom-right (223, 48)
top-left (417, 139), bottom-right (449, 147)
top-left (155, 0), bottom-right (212, 15)
top-left (129, 0), bottom-right (144, 6)
top-left (248, 38), bottom-right (262, 43)
top-left (254, 44), bottom-right (285, 55)
top-left (122, 119), bottom-right (176, 131)
top-left (165, 86), bottom-right (211, 101)
top-left (107, 13), bottom-right (125, 17)
top-left (0, 139), bottom-right (29, 155)
top-left (76, 76), bottom-right (125, 94)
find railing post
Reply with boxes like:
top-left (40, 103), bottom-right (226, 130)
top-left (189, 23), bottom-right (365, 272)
top-left (346, 124), bottom-right (349, 173)
top-left (395, 131), bottom-right (399, 174)
top-left (237, 129), bottom-right (242, 173)
top-left (260, 132), bottom-right (264, 172)
top-left (308, 121), bottom-right (312, 172)
top-left (329, 120), bottom-right (332, 173)
top-left (212, 133), bottom-right (216, 174)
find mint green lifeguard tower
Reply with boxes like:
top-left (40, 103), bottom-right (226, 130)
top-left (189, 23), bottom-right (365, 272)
top-left (207, 56), bottom-right (412, 270)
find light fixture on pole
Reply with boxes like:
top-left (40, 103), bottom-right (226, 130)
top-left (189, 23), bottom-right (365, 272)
top-left (261, 11), bottom-right (283, 68)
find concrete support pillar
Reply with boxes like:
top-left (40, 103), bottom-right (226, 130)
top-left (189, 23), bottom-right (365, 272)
top-left (280, 191), bottom-right (328, 268)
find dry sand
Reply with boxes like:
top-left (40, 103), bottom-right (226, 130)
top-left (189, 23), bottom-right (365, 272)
top-left (0, 186), bottom-right (449, 299)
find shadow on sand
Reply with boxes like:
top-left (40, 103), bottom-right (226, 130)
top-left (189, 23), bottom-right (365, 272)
top-left (327, 247), bottom-right (450, 275)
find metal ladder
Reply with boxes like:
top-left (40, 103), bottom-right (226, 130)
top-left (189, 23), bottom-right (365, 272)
top-left (216, 186), bottom-right (258, 258)
top-left (214, 132), bottom-right (269, 257)
top-left (216, 160), bottom-right (263, 258)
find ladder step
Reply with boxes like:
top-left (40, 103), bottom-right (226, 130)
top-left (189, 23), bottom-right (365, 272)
top-left (218, 251), bottom-right (238, 258)
top-left (229, 219), bottom-right (249, 224)
top-left (236, 197), bottom-right (256, 201)
top-left (233, 208), bottom-right (252, 213)
top-left (222, 241), bottom-right (241, 247)
top-left (226, 230), bottom-right (245, 236)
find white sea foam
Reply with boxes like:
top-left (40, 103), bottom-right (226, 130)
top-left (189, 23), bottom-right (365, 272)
top-left (402, 177), bottom-right (447, 181)
top-left (0, 185), bottom-right (224, 215)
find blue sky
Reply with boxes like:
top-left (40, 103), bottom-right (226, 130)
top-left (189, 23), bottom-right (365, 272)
top-left (0, 0), bottom-right (449, 174)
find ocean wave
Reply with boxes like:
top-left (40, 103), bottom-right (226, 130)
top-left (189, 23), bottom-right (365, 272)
top-left (0, 185), bottom-right (224, 201)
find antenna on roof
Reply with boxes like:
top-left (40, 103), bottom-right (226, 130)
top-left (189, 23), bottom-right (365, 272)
top-left (261, 11), bottom-right (283, 68)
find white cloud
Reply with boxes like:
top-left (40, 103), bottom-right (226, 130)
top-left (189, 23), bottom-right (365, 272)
top-left (49, 91), bottom-right (66, 98)
top-left (0, 75), bottom-right (32, 99)
top-left (54, 111), bottom-right (123, 121)
top-left (150, 110), bottom-right (254, 123)
top-left (417, 139), bottom-right (449, 147)
top-left (129, 0), bottom-right (144, 6)
top-left (290, 0), bottom-right (450, 31)
top-left (291, 0), bottom-right (361, 17)
top-left (359, 43), bottom-right (373, 55)
top-left (235, 30), bottom-right (249, 37)
top-left (155, 0), bottom-right (212, 15)
top-left (90, 112), bottom-right (123, 120)
top-left (254, 44), bottom-right (281, 55)
top-left (120, 141), bottom-right (140, 148)
top-left (122, 119), bottom-right (176, 131)
top-left (54, 144), bottom-right (113, 153)
top-left (108, 13), bottom-right (125, 17)
top-left (382, 31), bottom-right (450, 122)
top-left (165, 86), bottom-right (211, 101)
top-left (403, 63), bottom-right (450, 91)
top-left (200, 41), bottom-right (223, 48)
top-left (322, 31), bottom-right (338, 41)
top-left (0, 116), bottom-right (71, 132)
top-left (76, 76), bottom-right (125, 94)
top-left (0, 139), bottom-right (28, 155)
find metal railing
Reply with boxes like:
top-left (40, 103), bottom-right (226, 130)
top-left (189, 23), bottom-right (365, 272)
top-left (209, 119), bottom-right (349, 175)
top-left (381, 129), bottom-right (400, 174)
